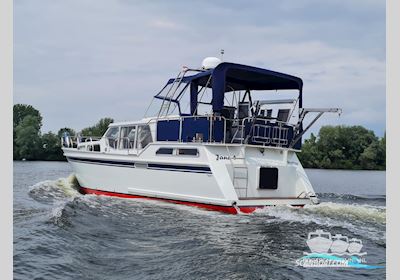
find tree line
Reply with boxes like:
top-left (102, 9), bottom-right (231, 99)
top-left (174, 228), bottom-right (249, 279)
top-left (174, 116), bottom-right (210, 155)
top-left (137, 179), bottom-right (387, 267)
top-left (13, 104), bottom-right (386, 170)
top-left (13, 104), bottom-right (113, 161)
top-left (297, 126), bottom-right (386, 170)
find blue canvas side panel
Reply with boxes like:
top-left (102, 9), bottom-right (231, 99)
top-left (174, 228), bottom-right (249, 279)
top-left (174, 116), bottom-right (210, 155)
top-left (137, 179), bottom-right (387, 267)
top-left (156, 120), bottom-right (180, 141)
top-left (286, 126), bottom-right (294, 148)
top-left (190, 81), bottom-right (198, 115)
top-left (212, 119), bottom-right (224, 142)
top-left (181, 117), bottom-right (210, 142)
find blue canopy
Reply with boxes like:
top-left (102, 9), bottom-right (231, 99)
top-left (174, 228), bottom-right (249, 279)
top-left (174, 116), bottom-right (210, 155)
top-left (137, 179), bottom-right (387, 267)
top-left (210, 63), bottom-right (303, 112)
top-left (166, 69), bottom-right (213, 86)
top-left (163, 62), bottom-right (303, 114)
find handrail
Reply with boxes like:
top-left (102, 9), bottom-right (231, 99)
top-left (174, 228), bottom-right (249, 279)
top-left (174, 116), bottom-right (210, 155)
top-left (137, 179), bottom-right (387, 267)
top-left (154, 115), bottom-right (294, 147)
top-left (61, 114), bottom-right (300, 153)
top-left (61, 135), bottom-right (133, 151)
top-left (229, 117), bottom-right (294, 146)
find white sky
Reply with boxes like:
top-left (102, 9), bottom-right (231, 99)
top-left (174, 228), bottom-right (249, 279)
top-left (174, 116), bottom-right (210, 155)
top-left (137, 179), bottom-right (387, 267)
top-left (14, 0), bottom-right (386, 137)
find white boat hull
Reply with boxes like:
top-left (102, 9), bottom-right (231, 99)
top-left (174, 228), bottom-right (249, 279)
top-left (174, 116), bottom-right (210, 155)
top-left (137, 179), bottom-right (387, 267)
top-left (63, 143), bottom-right (317, 214)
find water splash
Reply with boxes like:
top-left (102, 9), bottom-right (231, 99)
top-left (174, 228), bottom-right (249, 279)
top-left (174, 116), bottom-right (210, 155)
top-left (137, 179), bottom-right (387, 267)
top-left (253, 203), bottom-right (385, 242)
top-left (29, 174), bottom-right (81, 203)
top-left (303, 202), bottom-right (385, 224)
top-left (254, 202), bottom-right (385, 224)
top-left (28, 174), bottom-right (81, 226)
top-left (26, 174), bottom-right (386, 237)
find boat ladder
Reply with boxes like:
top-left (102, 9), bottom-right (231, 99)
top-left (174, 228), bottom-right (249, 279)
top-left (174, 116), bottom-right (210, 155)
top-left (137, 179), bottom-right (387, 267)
top-left (232, 165), bottom-right (248, 198)
top-left (226, 146), bottom-right (249, 198)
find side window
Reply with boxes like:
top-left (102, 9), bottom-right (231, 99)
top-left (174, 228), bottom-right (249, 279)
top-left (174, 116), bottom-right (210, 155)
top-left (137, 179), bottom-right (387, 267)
top-left (155, 148), bottom-right (199, 156)
top-left (120, 126), bottom-right (136, 149)
top-left (177, 149), bottom-right (198, 156)
top-left (136, 125), bottom-right (152, 149)
top-left (105, 127), bottom-right (119, 149)
top-left (156, 148), bottom-right (174, 155)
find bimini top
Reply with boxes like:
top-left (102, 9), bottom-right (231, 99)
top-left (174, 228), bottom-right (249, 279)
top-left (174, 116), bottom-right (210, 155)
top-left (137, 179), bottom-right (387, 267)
top-left (163, 62), bottom-right (303, 113)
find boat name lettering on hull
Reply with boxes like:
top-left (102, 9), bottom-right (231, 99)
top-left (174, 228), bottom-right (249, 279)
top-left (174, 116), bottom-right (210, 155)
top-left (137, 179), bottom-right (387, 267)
top-left (216, 154), bottom-right (236, 161)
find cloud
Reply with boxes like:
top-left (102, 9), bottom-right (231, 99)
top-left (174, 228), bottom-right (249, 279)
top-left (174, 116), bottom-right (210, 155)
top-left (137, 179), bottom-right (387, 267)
top-left (14, 0), bottom-right (385, 137)
top-left (149, 19), bottom-right (182, 30)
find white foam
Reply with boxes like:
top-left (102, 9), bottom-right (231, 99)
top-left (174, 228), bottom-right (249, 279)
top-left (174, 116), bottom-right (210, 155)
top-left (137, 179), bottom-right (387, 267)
top-left (303, 202), bottom-right (386, 224)
top-left (28, 174), bottom-right (83, 225)
top-left (253, 203), bottom-right (385, 242)
top-left (29, 173), bottom-right (81, 200)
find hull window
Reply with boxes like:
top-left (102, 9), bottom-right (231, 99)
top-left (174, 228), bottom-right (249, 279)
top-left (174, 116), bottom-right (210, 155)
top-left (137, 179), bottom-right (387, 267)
top-left (177, 148), bottom-right (198, 156)
top-left (156, 148), bottom-right (198, 156)
top-left (259, 167), bottom-right (278, 189)
top-left (156, 148), bottom-right (174, 155)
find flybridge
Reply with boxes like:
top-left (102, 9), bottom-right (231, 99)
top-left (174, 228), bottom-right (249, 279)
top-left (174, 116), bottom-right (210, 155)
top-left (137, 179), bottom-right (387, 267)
top-left (155, 62), bottom-right (303, 115)
top-left (148, 59), bottom-right (340, 149)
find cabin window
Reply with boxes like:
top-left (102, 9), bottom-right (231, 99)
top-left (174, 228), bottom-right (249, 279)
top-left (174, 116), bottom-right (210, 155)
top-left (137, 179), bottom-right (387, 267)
top-left (105, 127), bottom-right (119, 149)
top-left (137, 125), bottom-right (152, 149)
top-left (156, 148), bottom-right (174, 155)
top-left (119, 126), bottom-right (136, 149)
top-left (155, 148), bottom-right (199, 156)
top-left (177, 148), bottom-right (198, 156)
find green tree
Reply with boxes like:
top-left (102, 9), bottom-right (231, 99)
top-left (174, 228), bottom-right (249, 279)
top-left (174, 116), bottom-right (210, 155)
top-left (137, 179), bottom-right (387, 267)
top-left (359, 142), bottom-right (378, 170)
top-left (14, 115), bottom-right (42, 160)
top-left (13, 104), bottom-right (42, 128)
top-left (80, 118), bottom-right (113, 136)
top-left (13, 104), bottom-right (116, 161)
top-left (376, 132), bottom-right (386, 169)
top-left (298, 125), bottom-right (385, 170)
top-left (13, 104), bottom-right (43, 159)
top-left (299, 133), bottom-right (319, 168)
top-left (40, 132), bottom-right (64, 161)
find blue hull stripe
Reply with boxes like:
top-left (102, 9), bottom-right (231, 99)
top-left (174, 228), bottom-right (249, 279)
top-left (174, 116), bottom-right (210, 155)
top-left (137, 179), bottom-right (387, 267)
top-left (147, 163), bottom-right (211, 173)
top-left (67, 157), bottom-right (212, 174)
top-left (68, 157), bottom-right (134, 168)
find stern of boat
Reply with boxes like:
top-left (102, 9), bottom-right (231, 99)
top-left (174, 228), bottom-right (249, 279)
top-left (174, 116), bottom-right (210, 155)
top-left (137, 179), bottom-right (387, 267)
top-left (205, 144), bottom-right (319, 209)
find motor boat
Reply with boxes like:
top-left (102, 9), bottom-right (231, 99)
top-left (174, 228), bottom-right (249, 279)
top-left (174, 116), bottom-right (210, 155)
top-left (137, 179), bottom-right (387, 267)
top-left (306, 230), bottom-right (333, 253)
top-left (330, 234), bottom-right (349, 254)
top-left (61, 57), bottom-right (340, 214)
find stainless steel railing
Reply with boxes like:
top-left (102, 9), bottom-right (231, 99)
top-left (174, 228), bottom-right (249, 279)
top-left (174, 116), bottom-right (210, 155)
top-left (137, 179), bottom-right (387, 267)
top-left (61, 115), bottom-right (296, 153)
top-left (229, 117), bottom-right (293, 147)
top-left (61, 134), bottom-right (139, 153)
top-left (61, 135), bottom-right (102, 151)
top-left (156, 115), bottom-right (294, 147)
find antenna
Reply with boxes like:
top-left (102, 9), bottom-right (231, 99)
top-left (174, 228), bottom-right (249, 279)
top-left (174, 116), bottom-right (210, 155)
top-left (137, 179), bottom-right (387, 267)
top-left (220, 49), bottom-right (224, 61)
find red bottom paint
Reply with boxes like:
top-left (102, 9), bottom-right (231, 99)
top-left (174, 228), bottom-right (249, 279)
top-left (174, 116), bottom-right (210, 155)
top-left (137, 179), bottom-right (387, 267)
top-left (79, 187), bottom-right (264, 214)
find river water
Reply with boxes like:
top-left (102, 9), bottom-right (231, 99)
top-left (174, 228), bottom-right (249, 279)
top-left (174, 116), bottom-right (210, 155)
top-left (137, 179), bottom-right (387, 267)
top-left (13, 161), bottom-right (386, 280)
